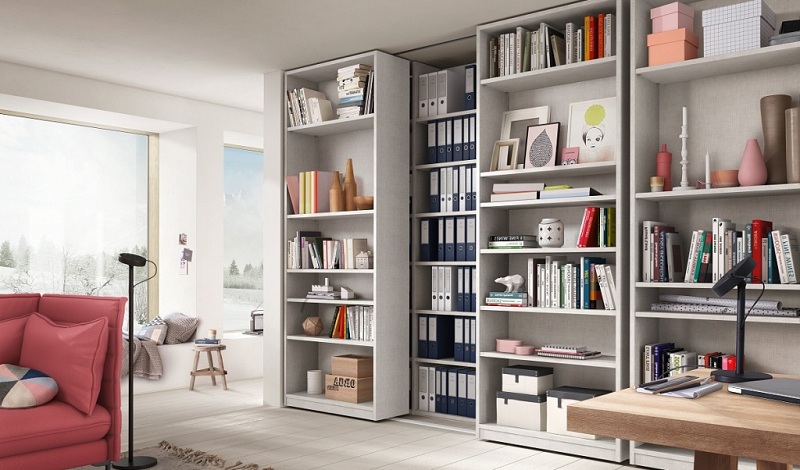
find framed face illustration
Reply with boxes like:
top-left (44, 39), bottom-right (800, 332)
top-left (567, 97), bottom-right (616, 163)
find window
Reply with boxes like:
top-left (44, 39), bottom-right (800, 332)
top-left (223, 146), bottom-right (264, 331)
top-left (0, 112), bottom-right (156, 323)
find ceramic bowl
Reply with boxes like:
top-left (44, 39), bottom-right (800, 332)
top-left (353, 195), bottom-right (374, 210)
top-left (711, 170), bottom-right (739, 188)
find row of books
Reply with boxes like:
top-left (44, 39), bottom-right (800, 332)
top-left (487, 13), bottom-right (616, 79)
top-left (285, 170), bottom-right (336, 215)
top-left (489, 185), bottom-right (601, 202)
top-left (429, 165), bottom-right (477, 213)
top-left (417, 66), bottom-right (475, 118)
top-left (337, 64), bottom-right (373, 119)
top-left (524, 256), bottom-right (615, 310)
top-left (286, 87), bottom-right (332, 127)
top-left (430, 266), bottom-right (476, 313)
top-left (328, 305), bottom-right (373, 341)
top-left (488, 234), bottom-right (536, 249)
top-left (418, 365), bottom-right (476, 418)
top-left (418, 314), bottom-right (476, 363)
top-left (577, 206), bottom-right (616, 248)
top-left (642, 342), bottom-right (737, 382)
top-left (419, 216), bottom-right (476, 263)
top-left (425, 115), bottom-right (477, 164)
top-left (287, 230), bottom-right (368, 270)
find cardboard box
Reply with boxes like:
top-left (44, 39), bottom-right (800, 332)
top-left (331, 354), bottom-right (373, 378)
top-left (702, 0), bottom-right (776, 57)
top-left (651, 2), bottom-right (695, 34)
top-left (647, 28), bottom-right (699, 66)
top-left (325, 374), bottom-right (373, 403)
top-left (502, 365), bottom-right (554, 395)
top-left (547, 386), bottom-right (610, 439)
top-left (497, 391), bottom-right (546, 431)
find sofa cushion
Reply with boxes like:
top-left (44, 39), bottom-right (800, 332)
top-left (0, 364), bottom-right (58, 408)
top-left (0, 314), bottom-right (30, 364)
top-left (163, 312), bottom-right (198, 344)
top-left (0, 400), bottom-right (110, 459)
top-left (137, 316), bottom-right (168, 345)
top-left (19, 312), bottom-right (108, 416)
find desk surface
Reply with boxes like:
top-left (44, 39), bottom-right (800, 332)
top-left (568, 372), bottom-right (800, 465)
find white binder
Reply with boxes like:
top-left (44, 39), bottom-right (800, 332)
top-left (427, 71), bottom-right (438, 116)
top-left (418, 365), bottom-right (429, 411)
top-left (418, 73), bottom-right (429, 118)
top-left (431, 266), bottom-right (438, 310)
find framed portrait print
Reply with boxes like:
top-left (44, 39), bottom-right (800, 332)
top-left (567, 97), bottom-right (616, 163)
top-left (500, 106), bottom-right (550, 168)
top-left (523, 122), bottom-right (560, 169)
top-left (490, 139), bottom-right (520, 171)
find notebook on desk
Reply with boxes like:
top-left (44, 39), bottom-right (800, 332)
top-left (728, 378), bottom-right (800, 405)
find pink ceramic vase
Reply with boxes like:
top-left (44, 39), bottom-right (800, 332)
top-left (738, 138), bottom-right (768, 186)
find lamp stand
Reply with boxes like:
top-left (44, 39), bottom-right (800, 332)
top-left (113, 261), bottom-right (157, 469)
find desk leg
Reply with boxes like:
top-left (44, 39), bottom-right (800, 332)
top-left (694, 451), bottom-right (737, 470)
top-left (755, 461), bottom-right (792, 470)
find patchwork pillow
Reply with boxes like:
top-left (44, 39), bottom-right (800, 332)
top-left (137, 316), bottom-right (168, 345)
top-left (0, 314), bottom-right (30, 364)
top-left (19, 312), bottom-right (108, 416)
top-left (163, 312), bottom-right (198, 344)
top-left (0, 364), bottom-right (58, 408)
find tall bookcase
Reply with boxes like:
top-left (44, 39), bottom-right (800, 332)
top-left (630, 1), bottom-right (800, 468)
top-left (474, 0), bottom-right (629, 462)
top-left (282, 51), bottom-right (410, 421)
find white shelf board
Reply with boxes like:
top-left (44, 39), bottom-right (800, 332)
top-left (287, 114), bottom-right (373, 136)
top-left (480, 247), bottom-right (615, 255)
top-left (636, 184), bottom-right (800, 202)
top-left (481, 194), bottom-right (616, 209)
top-left (635, 281), bottom-right (800, 291)
top-left (395, 412), bottom-right (475, 434)
top-left (287, 297), bottom-right (374, 306)
top-left (287, 209), bottom-right (373, 220)
top-left (414, 109), bottom-right (476, 124)
top-left (413, 309), bottom-right (477, 317)
top-left (481, 57), bottom-right (617, 93)
top-left (415, 210), bottom-right (477, 218)
top-left (286, 335), bottom-right (373, 347)
top-left (413, 261), bottom-right (477, 267)
top-left (285, 391), bottom-right (374, 420)
top-left (480, 351), bottom-right (617, 368)
top-left (478, 423), bottom-right (619, 461)
top-left (635, 311), bottom-right (800, 324)
top-left (481, 305), bottom-right (618, 317)
top-left (287, 268), bottom-right (374, 274)
top-left (416, 159), bottom-right (478, 171)
top-left (481, 161), bottom-right (616, 180)
top-left (413, 357), bottom-right (476, 367)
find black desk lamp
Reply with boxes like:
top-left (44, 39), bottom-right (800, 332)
top-left (113, 253), bottom-right (157, 469)
top-left (710, 256), bottom-right (772, 383)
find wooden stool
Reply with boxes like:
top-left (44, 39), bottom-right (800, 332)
top-left (189, 344), bottom-right (227, 390)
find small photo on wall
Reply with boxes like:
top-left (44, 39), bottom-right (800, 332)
top-left (523, 122), bottom-right (560, 169)
top-left (567, 97), bottom-right (616, 163)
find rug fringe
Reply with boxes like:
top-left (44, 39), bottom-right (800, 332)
top-left (157, 440), bottom-right (269, 470)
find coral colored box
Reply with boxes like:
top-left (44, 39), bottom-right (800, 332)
top-left (651, 2), bottom-right (695, 34)
top-left (496, 338), bottom-right (522, 353)
top-left (647, 28), bottom-right (699, 66)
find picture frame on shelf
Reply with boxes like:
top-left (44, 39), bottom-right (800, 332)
top-left (524, 122), bottom-right (560, 169)
top-left (490, 138), bottom-right (520, 171)
top-left (500, 106), bottom-right (551, 168)
top-left (567, 97), bottom-right (616, 164)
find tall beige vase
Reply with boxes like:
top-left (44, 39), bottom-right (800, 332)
top-left (787, 107), bottom-right (800, 184)
top-left (343, 158), bottom-right (357, 211)
top-left (761, 94), bottom-right (792, 184)
top-left (329, 171), bottom-right (344, 212)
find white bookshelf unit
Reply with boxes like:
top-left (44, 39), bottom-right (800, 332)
top-left (475, 0), bottom-right (630, 463)
top-left (630, 1), bottom-right (800, 469)
top-left (282, 51), bottom-right (410, 421)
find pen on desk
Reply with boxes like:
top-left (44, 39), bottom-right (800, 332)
top-left (655, 377), bottom-right (712, 394)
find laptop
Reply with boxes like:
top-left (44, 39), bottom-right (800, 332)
top-left (728, 378), bottom-right (800, 405)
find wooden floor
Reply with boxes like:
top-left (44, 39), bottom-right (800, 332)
top-left (114, 379), bottom-right (638, 470)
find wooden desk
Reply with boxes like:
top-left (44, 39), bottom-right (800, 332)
top-left (567, 374), bottom-right (800, 470)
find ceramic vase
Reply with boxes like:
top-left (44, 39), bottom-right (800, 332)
top-left (329, 170), bottom-right (344, 212)
top-left (538, 218), bottom-right (564, 248)
top-left (761, 94), bottom-right (792, 184)
top-left (786, 107), bottom-right (800, 184)
top-left (343, 158), bottom-right (357, 211)
top-left (738, 139), bottom-right (768, 187)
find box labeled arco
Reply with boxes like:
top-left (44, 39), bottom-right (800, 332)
top-left (325, 374), bottom-right (373, 403)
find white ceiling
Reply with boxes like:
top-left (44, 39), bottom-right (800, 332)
top-left (0, 0), bottom-right (574, 112)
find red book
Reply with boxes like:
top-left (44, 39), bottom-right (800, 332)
top-left (597, 13), bottom-right (605, 59)
top-left (587, 15), bottom-right (598, 60)
top-left (751, 219), bottom-right (773, 283)
top-left (577, 206), bottom-right (600, 247)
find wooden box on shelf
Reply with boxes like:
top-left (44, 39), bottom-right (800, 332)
top-left (325, 374), bottom-right (373, 403)
top-left (331, 354), bottom-right (373, 377)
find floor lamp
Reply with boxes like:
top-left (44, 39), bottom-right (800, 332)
top-left (113, 253), bottom-right (157, 469)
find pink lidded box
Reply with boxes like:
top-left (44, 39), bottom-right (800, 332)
top-left (496, 339), bottom-right (523, 353)
top-left (651, 2), bottom-right (695, 34)
top-left (515, 345), bottom-right (536, 355)
top-left (647, 28), bottom-right (699, 66)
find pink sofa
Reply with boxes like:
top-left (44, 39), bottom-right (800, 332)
top-left (0, 293), bottom-right (125, 470)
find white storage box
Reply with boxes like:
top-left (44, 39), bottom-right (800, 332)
top-left (502, 365), bottom-right (554, 395)
top-left (547, 386), bottom-right (610, 439)
top-left (702, 0), bottom-right (776, 57)
top-left (497, 391), bottom-right (546, 431)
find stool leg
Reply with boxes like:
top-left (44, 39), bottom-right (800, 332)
top-left (189, 350), bottom-right (201, 390)
top-left (216, 349), bottom-right (228, 390)
top-left (206, 350), bottom-right (217, 386)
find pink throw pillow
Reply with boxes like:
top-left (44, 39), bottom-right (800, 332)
top-left (0, 315), bottom-right (30, 364)
top-left (19, 312), bottom-right (108, 415)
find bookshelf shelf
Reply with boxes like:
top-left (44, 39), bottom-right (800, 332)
top-left (287, 114), bottom-right (373, 136)
top-left (478, 423), bottom-right (619, 461)
top-left (414, 210), bottom-right (477, 218)
top-left (413, 261), bottom-right (477, 267)
top-left (635, 183), bottom-right (800, 202)
top-left (480, 194), bottom-right (617, 210)
top-left (480, 161), bottom-right (617, 180)
top-left (481, 56), bottom-right (617, 93)
top-left (286, 298), bottom-right (375, 306)
top-left (285, 392), bottom-right (375, 420)
top-left (480, 351), bottom-right (617, 369)
top-left (286, 269), bottom-right (374, 274)
top-left (413, 357), bottom-right (476, 368)
top-left (287, 210), bottom-right (373, 220)
top-left (414, 109), bottom-right (476, 124)
top-left (286, 335), bottom-right (373, 347)
top-left (397, 412), bottom-right (476, 434)
top-left (481, 306), bottom-right (618, 317)
top-left (635, 311), bottom-right (800, 324)
top-left (413, 309), bottom-right (477, 318)
top-left (415, 159), bottom-right (478, 171)
top-left (635, 282), bottom-right (800, 291)
top-left (480, 247), bottom-right (615, 255)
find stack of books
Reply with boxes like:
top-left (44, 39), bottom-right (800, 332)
top-left (535, 344), bottom-right (601, 360)
top-left (485, 291), bottom-right (527, 307)
top-left (194, 338), bottom-right (221, 345)
top-left (489, 182), bottom-right (543, 202)
top-left (488, 235), bottom-right (537, 249)
top-left (337, 64), bottom-right (373, 119)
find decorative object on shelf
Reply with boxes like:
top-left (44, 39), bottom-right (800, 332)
top-left (710, 169), bottom-right (739, 188)
top-left (496, 338), bottom-right (523, 353)
top-left (355, 251), bottom-right (372, 269)
top-left (344, 158), bottom-right (357, 211)
top-left (353, 195), bottom-right (374, 210)
top-left (329, 170), bottom-right (344, 211)
top-left (500, 106), bottom-right (551, 167)
top-left (307, 369), bottom-right (324, 394)
top-left (538, 218), bottom-right (565, 247)
top-left (650, 176), bottom-right (664, 192)
top-left (738, 138), bottom-right (768, 186)
top-left (207, 328), bottom-right (217, 340)
top-left (524, 122), bottom-right (560, 168)
top-left (567, 97), bottom-right (616, 163)
top-left (673, 106), bottom-right (695, 191)
top-left (761, 94), bottom-right (792, 184)
top-left (561, 146), bottom-right (579, 165)
top-left (702, 0), bottom-right (776, 58)
top-left (494, 274), bottom-right (525, 293)
top-left (702, 150), bottom-right (711, 189)
top-left (490, 138), bottom-right (520, 171)
top-left (515, 345), bottom-right (536, 355)
top-left (655, 143), bottom-right (673, 191)
top-left (308, 278), bottom-right (341, 299)
top-left (340, 286), bottom-right (355, 300)
top-left (787, 107), bottom-right (800, 184)
top-left (302, 316), bottom-right (324, 336)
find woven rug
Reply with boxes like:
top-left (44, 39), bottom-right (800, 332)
top-left (77, 441), bottom-right (273, 469)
